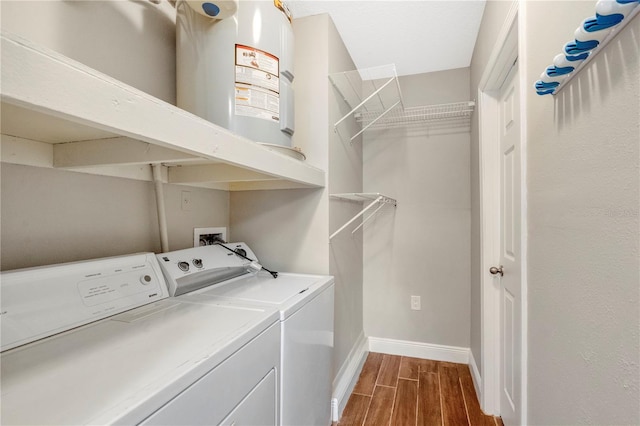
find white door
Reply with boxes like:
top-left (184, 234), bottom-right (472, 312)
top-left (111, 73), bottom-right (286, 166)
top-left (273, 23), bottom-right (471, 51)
top-left (494, 65), bottom-right (521, 425)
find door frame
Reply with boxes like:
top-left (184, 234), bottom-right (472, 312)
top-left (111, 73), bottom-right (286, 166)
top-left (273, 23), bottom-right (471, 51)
top-left (477, 2), bottom-right (527, 422)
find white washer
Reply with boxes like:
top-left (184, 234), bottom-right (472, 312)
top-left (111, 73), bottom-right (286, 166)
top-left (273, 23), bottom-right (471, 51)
top-left (0, 253), bottom-right (280, 425)
top-left (158, 243), bottom-right (335, 426)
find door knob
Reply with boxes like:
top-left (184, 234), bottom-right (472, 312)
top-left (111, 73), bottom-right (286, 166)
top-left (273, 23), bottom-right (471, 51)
top-left (489, 265), bottom-right (504, 276)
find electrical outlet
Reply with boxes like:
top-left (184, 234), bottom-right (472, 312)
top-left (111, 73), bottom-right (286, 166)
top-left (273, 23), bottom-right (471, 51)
top-left (181, 191), bottom-right (192, 211)
top-left (194, 227), bottom-right (227, 247)
top-left (411, 295), bottom-right (421, 311)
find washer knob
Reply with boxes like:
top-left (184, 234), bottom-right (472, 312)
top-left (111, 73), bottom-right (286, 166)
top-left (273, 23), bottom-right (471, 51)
top-left (178, 261), bottom-right (190, 272)
top-left (140, 274), bottom-right (153, 285)
top-left (193, 258), bottom-right (203, 268)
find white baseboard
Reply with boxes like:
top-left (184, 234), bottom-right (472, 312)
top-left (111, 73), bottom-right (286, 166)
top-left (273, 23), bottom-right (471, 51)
top-left (469, 350), bottom-right (482, 403)
top-left (368, 336), bottom-right (470, 364)
top-left (331, 332), bottom-right (368, 422)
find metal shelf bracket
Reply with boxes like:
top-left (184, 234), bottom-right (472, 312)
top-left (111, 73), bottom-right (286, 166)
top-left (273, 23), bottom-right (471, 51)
top-left (329, 64), bottom-right (405, 142)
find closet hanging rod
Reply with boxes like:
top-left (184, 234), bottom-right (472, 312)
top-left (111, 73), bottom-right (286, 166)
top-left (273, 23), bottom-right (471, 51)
top-left (329, 193), bottom-right (397, 241)
top-left (350, 203), bottom-right (387, 235)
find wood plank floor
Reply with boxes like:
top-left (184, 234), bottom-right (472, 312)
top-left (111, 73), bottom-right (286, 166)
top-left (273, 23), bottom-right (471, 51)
top-left (339, 353), bottom-right (504, 426)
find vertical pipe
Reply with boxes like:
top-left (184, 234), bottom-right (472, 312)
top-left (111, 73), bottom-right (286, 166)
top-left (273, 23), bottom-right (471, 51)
top-left (152, 164), bottom-right (169, 252)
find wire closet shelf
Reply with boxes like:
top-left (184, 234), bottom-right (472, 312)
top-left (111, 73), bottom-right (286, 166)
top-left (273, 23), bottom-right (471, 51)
top-left (329, 64), bottom-right (475, 141)
top-left (355, 101), bottom-right (476, 130)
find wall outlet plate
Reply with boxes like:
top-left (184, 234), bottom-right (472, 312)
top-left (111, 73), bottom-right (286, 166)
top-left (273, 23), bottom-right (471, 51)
top-left (411, 295), bottom-right (421, 311)
top-left (194, 227), bottom-right (227, 247)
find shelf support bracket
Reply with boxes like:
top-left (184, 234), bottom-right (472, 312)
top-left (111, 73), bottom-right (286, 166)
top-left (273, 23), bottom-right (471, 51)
top-left (350, 100), bottom-right (401, 142)
top-left (333, 76), bottom-right (397, 129)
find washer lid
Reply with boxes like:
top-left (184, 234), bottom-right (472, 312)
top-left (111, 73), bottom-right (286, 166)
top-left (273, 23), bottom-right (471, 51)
top-left (189, 273), bottom-right (334, 320)
top-left (196, 273), bottom-right (317, 303)
top-left (0, 299), bottom-right (279, 426)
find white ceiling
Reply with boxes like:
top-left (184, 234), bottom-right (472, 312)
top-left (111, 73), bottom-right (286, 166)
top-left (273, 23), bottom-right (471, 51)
top-left (288, 1), bottom-right (486, 77)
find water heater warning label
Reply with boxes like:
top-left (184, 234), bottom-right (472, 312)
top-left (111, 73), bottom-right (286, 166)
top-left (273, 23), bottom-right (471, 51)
top-left (235, 44), bottom-right (280, 122)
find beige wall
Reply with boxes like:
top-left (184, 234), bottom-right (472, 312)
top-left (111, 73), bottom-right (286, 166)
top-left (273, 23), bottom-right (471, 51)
top-left (0, 163), bottom-right (229, 270)
top-left (523, 2), bottom-right (639, 424)
top-left (469, 0), bottom-right (515, 381)
top-left (229, 188), bottom-right (327, 273)
top-left (0, 0), bottom-right (176, 103)
top-left (363, 68), bottom-right (471, 348)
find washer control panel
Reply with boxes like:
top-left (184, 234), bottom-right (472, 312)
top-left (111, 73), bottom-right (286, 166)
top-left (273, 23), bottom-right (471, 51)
top-left (0, 253), bottom-right (169, 352)
top-left (175, 258), bottom-right (205, 272)
top-left (157, 243), bottom-right (257, 296)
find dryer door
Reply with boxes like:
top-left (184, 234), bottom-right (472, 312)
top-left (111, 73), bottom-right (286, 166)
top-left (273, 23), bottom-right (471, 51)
top-left (219, 370), bottom-right (276, 426)
top-left (140, 323), bottom-right (280, 425)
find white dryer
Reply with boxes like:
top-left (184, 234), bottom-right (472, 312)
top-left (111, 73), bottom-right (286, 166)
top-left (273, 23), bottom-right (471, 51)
top-left (0, 253), bottom-right (280, 425)
top-left (158, 243), bottom-right (335, 426)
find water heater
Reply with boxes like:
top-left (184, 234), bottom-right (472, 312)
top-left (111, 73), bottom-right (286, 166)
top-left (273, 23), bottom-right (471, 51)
top-left (177, 0), bottom-right (295, 147)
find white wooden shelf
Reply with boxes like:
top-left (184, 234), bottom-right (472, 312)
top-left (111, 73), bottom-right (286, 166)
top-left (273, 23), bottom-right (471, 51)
top-left (329, 193), bottom-right (397, 240)
top-left (0, 32), bottom-right (325, 191)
